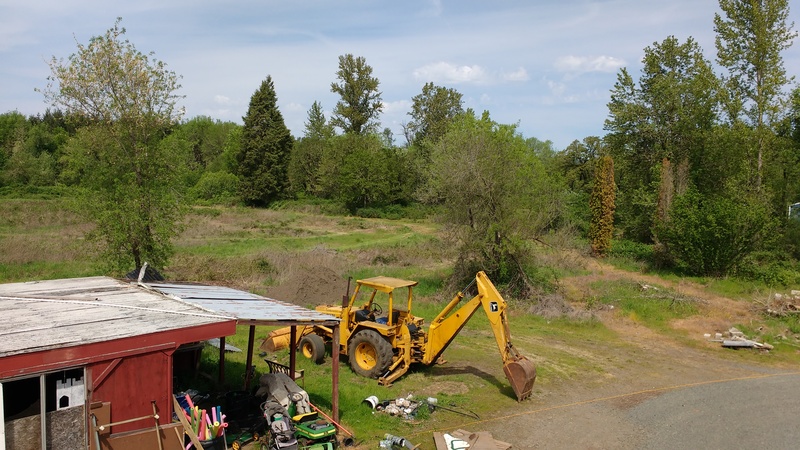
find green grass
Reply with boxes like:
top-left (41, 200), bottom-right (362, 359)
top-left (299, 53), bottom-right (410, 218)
top-left (0, 261), bottom-right (101, 282)
top-left (5, 196), bottom-right (800, 445)
top-left (589, 279), bottom-right (699, 330)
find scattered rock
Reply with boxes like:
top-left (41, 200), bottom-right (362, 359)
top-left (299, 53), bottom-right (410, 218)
top-left (708, 327), bottom-right (773, 351)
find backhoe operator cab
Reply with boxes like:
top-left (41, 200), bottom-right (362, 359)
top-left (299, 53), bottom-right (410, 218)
top-left (348, 276), bottom-right (414, 327)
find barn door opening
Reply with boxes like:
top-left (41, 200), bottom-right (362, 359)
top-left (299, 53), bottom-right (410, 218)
top-left (1, 368), bottom-right (86, 450)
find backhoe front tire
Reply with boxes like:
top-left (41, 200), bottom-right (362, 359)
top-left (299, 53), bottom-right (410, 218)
top-left (347, 329), bottom-right (393, 378)
top-left (299, 334), bottom-right (326, 364)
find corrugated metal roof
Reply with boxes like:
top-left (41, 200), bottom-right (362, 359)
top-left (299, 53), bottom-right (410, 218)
top-left (0, 276), bottom-right (235, 358)
top-left (145, 282), bottom-right (340, 325)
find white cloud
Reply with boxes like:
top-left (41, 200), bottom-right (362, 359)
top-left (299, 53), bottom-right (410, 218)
top-left (413, 62), bottom-right (489, 84)
top-left (554, 55), bottom-right (625, 74)
top-left (285, 102), bottom-right (304, 112)
top-left (547, 80), bottom-right (566, 97)
top-left (213, 95), bottom-right (231, 105)
top-left (502, 67), bottom-right (529, 82)
top-left (420, 0), bottom-right (443, 17)
top-left (382, 99), bottom-right (411, 114)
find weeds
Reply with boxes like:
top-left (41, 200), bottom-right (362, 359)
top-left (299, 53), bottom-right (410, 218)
top-left (4, 196), bottom-right (800, 444)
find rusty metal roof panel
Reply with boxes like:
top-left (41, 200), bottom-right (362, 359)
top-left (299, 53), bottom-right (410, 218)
top-left (0, 276), bottom-right (235, 358)
top-left (145, 282), bottom-right (340, 324)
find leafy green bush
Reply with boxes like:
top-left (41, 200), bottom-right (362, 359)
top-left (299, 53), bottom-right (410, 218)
top-left (786, 219), bottom-right (800, 260)
top-left (735, 252), bottom-right (800, 286)
top-left (609, 239), bottom-right (654, 261)
top-left (189, 171), bottom-right (239, 204)
top-left (354, 203), bottom-right (431, 220)
top-left (657, 189), bottom-right (775, 276)
top-left (0, 185), bottom-right (75, 199)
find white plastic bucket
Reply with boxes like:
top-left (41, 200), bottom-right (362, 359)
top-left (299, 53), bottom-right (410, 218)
top-left (362, 395), bottom-right (379, 409)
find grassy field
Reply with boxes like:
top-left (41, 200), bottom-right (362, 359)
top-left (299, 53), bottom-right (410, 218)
top-left (3, 197), bottom-right (799, 448)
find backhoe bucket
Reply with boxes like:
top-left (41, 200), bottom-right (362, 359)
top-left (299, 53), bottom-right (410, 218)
top-left (503, 356), bottom-right (536, 402)
top-left (260, 327), bottom-right (292, 353)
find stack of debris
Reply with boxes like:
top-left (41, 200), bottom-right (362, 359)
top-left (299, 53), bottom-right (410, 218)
top-left (706, 327), bottom-right (774, 351)
top-left (759, 290), bottom-right (800, 318)
top-left (363, 394), bottom-right (425, 420)
top-left (432, 429), bottom-right (511, 450)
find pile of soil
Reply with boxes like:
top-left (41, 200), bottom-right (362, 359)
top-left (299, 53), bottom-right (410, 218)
top-left (263, 265), bottom-right (345, 308)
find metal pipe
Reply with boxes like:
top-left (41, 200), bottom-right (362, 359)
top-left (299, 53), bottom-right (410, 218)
top-left (96, 413), bottom-right (158, 431)
top-left (91, 414), bottom-right (102, 450)
top-left (307, 400), bottom-right (354, 438)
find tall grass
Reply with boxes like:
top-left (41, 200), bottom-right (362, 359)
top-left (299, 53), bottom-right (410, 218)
top-left (5, 196), bottom-right (800, 445)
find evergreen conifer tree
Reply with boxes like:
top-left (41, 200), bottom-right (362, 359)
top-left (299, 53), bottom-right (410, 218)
top-left (237, 76), bottom-right (293, 206)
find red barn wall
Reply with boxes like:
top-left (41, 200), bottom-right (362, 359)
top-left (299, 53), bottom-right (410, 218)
top-left (89, 349), bottom-right (173, 434)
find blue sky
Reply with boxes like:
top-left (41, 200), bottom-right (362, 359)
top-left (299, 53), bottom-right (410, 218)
top-left (2, 0), bottom-right (799, 149)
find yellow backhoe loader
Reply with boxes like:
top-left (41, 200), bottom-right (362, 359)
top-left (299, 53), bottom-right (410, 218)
top-left (266, 271), bottom-right (536, 401)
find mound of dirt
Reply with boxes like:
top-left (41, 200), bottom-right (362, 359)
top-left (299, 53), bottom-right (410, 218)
top-left (263, 265), bottom-right (345, 308)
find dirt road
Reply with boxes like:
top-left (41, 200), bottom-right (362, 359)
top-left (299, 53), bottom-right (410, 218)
top-left (450, 346), bottom-right (800, 449)
top-left (411, 261), bottom-right (800, 449)
top-left (263, 257), bottom-right (798, 449)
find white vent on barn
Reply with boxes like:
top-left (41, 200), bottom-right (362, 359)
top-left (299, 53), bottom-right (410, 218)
top-left (56, 375), bottom-right (85, 410)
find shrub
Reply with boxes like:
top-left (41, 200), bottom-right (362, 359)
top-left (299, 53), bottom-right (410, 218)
top-left (657, 189), bottom-right (775, 276)
top-left (609, 239), bottom-right (654, 261)
top-left (189, 171), bottom-right (239, 204)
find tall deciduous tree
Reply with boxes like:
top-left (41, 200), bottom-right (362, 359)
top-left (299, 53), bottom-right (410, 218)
top-left (406, 82), bottom-right (463, 148)
top-left (714, 0), bottom-right (797, 188)
top-left (428, 111), bottom-right (563, 293)
top-left (237, 75), bottom-right (293, 206)
top-left (41, 18), bottom-right (185, 273)
top-left (605, 36), bottom-right (718, 242)
top-left (330, 54), bottom-right (383, 135)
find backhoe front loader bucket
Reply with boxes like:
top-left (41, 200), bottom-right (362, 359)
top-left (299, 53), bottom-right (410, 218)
top-left (260, 327), bottom-right (292, 352)
top-left (503, 356), bottom-right (536, 402)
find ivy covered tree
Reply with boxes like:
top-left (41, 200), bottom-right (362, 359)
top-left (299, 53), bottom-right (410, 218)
top-left (40, 18), bottom-right (186, 273)
top-left (588, 155), bottom-right (616, 256)
top-left (330, 54), bottom-right (383, 135)
top-left (237, 75), bottom-right (293, 206)
top-left (605, 36), bottom-right (719, 242)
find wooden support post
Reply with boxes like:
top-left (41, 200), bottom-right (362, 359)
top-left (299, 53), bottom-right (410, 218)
top-left (0, 382), bottom-right (4, 450)
top-left (244, 325), bottom-right (256, 391)
top-left (289, 326), bottom-right (297, 375)
top-left (218, 336), bottom-right (226, 385)
top-left (332, 322), bottom-right (340, 423)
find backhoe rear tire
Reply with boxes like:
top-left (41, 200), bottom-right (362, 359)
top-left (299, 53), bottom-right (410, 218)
top-left (299, 334), bottom-right (326, 364)
top-left (347, 329), bottom-right (393, 378)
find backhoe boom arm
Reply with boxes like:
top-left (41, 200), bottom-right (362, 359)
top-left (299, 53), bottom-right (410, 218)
top-left (424, 271), bottom-right (521, 365)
